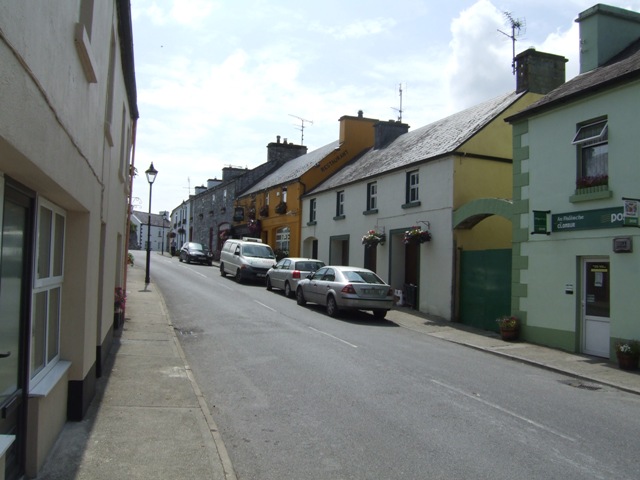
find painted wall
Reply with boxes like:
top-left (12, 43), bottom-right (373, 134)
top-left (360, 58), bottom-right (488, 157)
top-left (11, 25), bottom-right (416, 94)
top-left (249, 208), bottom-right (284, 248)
top-left (0, 1), bottom-right (135, 474)
top-left (512, 81), bottom-right (640, 357)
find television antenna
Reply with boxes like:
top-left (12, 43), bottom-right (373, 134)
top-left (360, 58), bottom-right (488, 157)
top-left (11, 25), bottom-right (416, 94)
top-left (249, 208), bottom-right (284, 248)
top-left (498, 12), bottom-right (526, 74)
top-left (289, 114), bottom-right (313, 145)
top-left (391, 83), bottom-right (404, 122)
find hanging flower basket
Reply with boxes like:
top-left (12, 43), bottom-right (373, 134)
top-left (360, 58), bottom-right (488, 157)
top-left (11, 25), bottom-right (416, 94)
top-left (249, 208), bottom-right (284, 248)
top-left (275, 202), bottom-right (287, 214)
top-left (403, 226), bottom-right (431, 244)
top-left (248, 208), bottom-right (256, 220)
top-left (362, 230), bottom-right (386, 248)
top-left (177, 227), bottom-right (186, 234)
top-left (260, 205), bottom-right (269, 217)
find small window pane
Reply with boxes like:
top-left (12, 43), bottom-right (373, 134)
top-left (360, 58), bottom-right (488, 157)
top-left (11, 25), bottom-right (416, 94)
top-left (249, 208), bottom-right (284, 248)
top-left (31, 291), bottom-right (47, 378)
top-left (53, 213), bottom-right (65, 276)
top-left (48, 287), bottom-right (61, 362)
top-left (38, 207), bottom-right (52, 279)
top-left (572, 121), bottom-right (608, 145)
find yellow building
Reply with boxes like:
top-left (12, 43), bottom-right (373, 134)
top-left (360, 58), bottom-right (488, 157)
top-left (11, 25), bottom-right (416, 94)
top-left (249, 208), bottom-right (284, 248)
top-left (234, 112), bottom-right (381, 257)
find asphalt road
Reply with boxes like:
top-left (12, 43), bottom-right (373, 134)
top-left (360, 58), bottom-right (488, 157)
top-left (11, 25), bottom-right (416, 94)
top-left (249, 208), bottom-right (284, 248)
top-left (145, 251), bottom-right (640, 480)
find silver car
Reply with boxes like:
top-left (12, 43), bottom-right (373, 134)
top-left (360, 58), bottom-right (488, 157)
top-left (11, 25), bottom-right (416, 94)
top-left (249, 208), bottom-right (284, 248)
top-left (266, 257), bottom-right (325, 297)
top-left (295, 266), bottom-right (394, 319)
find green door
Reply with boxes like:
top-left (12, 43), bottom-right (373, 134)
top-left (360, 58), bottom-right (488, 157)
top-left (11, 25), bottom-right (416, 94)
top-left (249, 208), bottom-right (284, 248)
top-left (459, 249), bottom-right (511, 331)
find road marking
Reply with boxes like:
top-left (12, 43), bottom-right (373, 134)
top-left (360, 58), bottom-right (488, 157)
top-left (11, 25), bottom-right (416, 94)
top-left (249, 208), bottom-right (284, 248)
top-left (253, 300), bottom-right (276, 312)
top-left (308, 326), bottom-right (358, 348)
top-left (430, 379), bottom-right (576, 442)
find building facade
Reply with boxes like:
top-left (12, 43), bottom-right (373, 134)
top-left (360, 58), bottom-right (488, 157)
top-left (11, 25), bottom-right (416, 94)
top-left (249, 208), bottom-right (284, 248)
top-left (301, 50), bottom-right (566, 325)
top-left (506, 4), bottom-right (640, 358)
top-left (0, 1), bottom-right (137, 478)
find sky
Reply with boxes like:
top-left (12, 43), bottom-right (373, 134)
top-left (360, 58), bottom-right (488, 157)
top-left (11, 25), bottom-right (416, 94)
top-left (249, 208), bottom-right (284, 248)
top-left (130, 0), bottom-right (640, 214)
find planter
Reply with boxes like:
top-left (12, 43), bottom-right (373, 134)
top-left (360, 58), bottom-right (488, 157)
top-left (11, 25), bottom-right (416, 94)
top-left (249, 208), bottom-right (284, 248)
top-left (499, 327), bottom-right (519, 341)
top-left (616, 352), bottom-right (639, 371)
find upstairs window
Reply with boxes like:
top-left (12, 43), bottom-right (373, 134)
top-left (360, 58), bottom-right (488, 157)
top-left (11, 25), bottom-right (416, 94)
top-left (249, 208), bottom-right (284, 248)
top-left (309, 198), bottom-right (317, 223)
top-left (573, 119), bottom-right (608, 189)
top-left (336, 191), bottom-right (345, 218)
top-left (407, 170), bottom-right (419, 204)
top-left (366, 182), bottom-right (377, 211)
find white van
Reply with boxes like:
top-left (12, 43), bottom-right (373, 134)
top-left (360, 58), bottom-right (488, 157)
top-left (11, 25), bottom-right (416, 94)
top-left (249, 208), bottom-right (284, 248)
top-left (219, 237), bottom-right (277, 283)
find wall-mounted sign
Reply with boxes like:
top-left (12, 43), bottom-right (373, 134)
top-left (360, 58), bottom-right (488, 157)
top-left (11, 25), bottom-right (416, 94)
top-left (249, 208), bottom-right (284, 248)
top-left (552, 207), bottom-right (624, 232)
top-left (532, 210), bottom-right (551, 235)
top-left (623, 197), bottom-right (640, 227)
top-left (613, 236), bottom-right (633, 253)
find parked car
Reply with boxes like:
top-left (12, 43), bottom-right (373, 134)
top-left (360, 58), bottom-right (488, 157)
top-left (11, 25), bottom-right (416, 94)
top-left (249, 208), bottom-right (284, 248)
top-left (219, 237), bottom-right (276, 283)
top-left (179, 242), bottom-right (213, 265)
top-left (295, 266), bottom-right (394, 319)
top-left (266, 257), bottom-right (325, 297)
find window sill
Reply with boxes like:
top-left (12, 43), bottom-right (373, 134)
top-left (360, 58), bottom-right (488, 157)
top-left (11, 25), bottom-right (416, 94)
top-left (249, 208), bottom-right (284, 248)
top-left (570, 187), bottom-right (612, 203)
top-left (363, 209), bottom-right (378, 215)
top-left (333, 215), bottom-right (346, 221)
top-left (29, 360), bottom-right (71, 398)
top-left (307, 221), bottom-right (317, 226)
top-left (401, 201), bottom-right (421, 209)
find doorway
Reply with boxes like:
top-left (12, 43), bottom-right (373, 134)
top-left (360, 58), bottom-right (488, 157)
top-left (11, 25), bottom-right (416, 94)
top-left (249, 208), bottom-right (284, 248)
top-left (0, 181), bottom-right (33, 480)
top-left (582, 258), bottom-right (610, 357)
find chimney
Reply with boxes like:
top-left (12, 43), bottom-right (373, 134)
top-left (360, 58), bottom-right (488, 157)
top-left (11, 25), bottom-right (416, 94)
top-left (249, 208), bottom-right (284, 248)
top-left (374, 120), bottom-right (409, 149)
top-left (266, 136), bottom-right (307, 163)
top-left (194, 185), bottom-right (207, 195)
top-left (222, 166), bottom-right (247, 181)
top-left (207, 178), bottom-right (222, 189)
top-left (576, 4), bottom-right (640, 74)
top-left (338, 111), bottom-right (378, 144)
top-left (515, 48), bottom-right (567, 94)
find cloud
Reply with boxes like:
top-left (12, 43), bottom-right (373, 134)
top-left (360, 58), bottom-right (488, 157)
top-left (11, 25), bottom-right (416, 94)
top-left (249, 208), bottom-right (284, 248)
top-left (133, 0), bottom-right (218, 27)
top-left (311, 17), bottom-right (398, 40)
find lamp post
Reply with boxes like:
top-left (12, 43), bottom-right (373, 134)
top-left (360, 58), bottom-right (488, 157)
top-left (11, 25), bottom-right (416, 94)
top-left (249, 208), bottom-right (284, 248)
top-left (160, 212), bottom-right (167, 255)
top-left (145, 162), bottom-right (158, 284)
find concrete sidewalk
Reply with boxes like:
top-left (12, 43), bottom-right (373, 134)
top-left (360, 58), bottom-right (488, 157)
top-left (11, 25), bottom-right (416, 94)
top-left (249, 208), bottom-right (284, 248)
top-left (37, 257), bottom-right (640, 478)
top-left (37, 263), bottom-right (235, 480)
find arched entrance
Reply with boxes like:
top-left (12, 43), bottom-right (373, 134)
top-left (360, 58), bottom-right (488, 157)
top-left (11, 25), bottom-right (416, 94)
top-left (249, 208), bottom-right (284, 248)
top-left (453, 199), bottom-right (513, 330)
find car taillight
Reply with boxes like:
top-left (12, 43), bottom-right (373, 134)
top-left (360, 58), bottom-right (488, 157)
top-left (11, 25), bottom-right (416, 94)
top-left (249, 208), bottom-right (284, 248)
top-left (292, 270), bottom-right (301, 279)
top-left (341, 284), bottom-right (356, 294)
top-left (387, 288), bottom-right (394, 296)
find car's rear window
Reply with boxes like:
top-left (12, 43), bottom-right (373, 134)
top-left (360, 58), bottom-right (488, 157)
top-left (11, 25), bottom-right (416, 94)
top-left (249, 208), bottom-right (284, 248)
top-left (295, 261), bottom-right (324, 272)
top-left (343, 270), bottom-right (384, 284)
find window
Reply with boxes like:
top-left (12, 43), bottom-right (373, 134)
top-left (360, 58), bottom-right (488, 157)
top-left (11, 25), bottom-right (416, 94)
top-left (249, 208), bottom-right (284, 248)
top-left (336, 191), bottom-right (345, 218)
top-left (367, 182), bottom-right (377, 211)
top-left (309, 198), bottom-right (317, 223)
top-left (276, 226), bottom-right (290, 255)
top-left (407, 170), bottom-right (419, 204)
top-left (31, 199), bottom-right (65, 384)
top-left (573, 119), bottom-right (608, 189)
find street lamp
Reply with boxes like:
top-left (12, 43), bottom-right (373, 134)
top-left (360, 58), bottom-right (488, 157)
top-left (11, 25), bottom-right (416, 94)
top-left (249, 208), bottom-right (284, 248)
top-left (145, 162), bottom-right (158, 284)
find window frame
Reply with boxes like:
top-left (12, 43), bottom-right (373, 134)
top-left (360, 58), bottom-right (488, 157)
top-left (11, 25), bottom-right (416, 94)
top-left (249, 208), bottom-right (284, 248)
top-left (574, 118), bottom-right (609, 190)
top-left (31, 197), bottom-right (66, 387)
top-left (366, 181), bottom-right (377, 211)
top-left (406, 170), bottom-right (419, 205)
top-left (309, 198), bottom-right (317, 223)
top-left (335, 190), bottom-right (345, 218)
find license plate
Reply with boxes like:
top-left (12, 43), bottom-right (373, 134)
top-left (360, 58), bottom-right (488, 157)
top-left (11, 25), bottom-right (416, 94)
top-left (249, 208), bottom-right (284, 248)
top-left (257, 273), bottom-right (265, 278)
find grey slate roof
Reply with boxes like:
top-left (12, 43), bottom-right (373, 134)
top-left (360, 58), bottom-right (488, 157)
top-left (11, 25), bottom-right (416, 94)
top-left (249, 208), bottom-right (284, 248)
top-left (308, 91), bottom-right (523, 194)
top-left (242, 140), bottom-right (340, 195)
top-left (506, 38), bottom-right (640, 122)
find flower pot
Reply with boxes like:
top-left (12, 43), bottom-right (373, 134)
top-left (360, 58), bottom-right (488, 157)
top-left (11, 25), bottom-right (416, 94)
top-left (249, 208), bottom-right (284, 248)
top-left (616, 352), bottom-right (639, 371)
top-left (499, 327), bottom-right (519, 341)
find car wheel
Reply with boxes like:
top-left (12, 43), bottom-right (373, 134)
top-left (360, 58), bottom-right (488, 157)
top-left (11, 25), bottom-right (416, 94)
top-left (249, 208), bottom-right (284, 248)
top-left (284, 281), bottom-right (292, 298)
top-left (266, 276), bottom-right (273, 291)
top-left (373, 309), bottom-right (387, 320)
top-left (296, 288), bottom-right (306, 306)
top-left (179, 255), bottom-right (183, 263)
top-left (326, 295), bottom-right (338, 317)
top-left (220, 263), bottom-right (226, 277)
top-left (235, 268), bottom-right (243, 283)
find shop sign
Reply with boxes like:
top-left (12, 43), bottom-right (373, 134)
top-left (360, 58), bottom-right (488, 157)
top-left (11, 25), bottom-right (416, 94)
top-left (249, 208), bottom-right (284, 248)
top-left (623, 198), bottom-right (640, 227)
top-left (552, 207), bottom-right (624, 232)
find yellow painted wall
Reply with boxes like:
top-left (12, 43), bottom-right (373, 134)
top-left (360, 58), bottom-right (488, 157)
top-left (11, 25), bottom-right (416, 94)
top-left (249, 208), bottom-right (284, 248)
top-left (236, 115), bottom-right (379, 256)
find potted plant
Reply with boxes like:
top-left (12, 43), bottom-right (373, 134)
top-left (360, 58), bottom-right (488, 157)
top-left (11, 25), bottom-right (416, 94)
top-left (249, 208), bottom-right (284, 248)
top-left (615, 341), bottom-right (639, 371)
top-left (496, 315), bottom-right (519, 341)
top-left (114, 287), bottom-right (126, 329)
top-left (362, 230), bottom-right (386, 248)
top-left (403, 226), bottom-right (432, 244)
